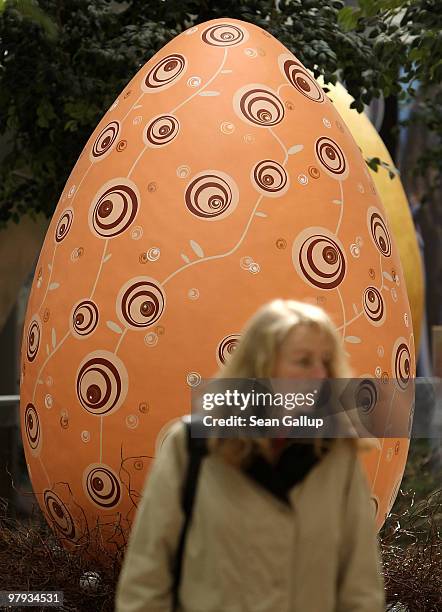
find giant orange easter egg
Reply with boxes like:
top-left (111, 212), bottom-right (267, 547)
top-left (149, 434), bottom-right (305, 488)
top-left (20, 18), bottom-right (415, 548)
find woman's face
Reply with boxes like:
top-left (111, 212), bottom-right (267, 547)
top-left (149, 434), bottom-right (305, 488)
top-left (273, 324), bottom-right (333, 380)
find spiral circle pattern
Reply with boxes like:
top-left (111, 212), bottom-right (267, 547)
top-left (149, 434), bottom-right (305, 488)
top-left (188, 288), bottom-right (200, 300)
top-left (234, 85), bottom-right (284, 127)
top-left (89, 179), bottom-right (139, 238)
top-left (76, 351), bottom-right (128, 415)
top-left (146, 247), bottom-right (160, 261)
top-left (84, 464), bottom-right (121, 509)
top-left (251, 159), bottom-right (289, 197)
top-left (187, 372), bottom-right (201, 387)
top-left (308, 166), bottom-right (320, 179)
top-left (90, 121), bottom-right (120, 161)
top-left (24, 403), bottom-right (41, 452)
top-left (131, 226), bottom-right (143, 240)
top-left (185, 170), bottom-right (239, 220)
top-left (143, 54), bottom-right (187, 91)
top-left (217, 335), bottom-right (240, 366)
top-left (363, 287), bottom-right (385, 326)
top-left (26, 315), bottom-right (41, 362)
top-left (201, 23), bottom-right (247, 47)
top-left (55, 209), bottom-right (74, 243)
top-left (368, 207), bottom-right (392, 257)
top-left (144, 332), bottom-right (159, 347)
top-left (126, 414), bottom-right (139, 429)
top-left (117, 277), bottom-right (165, 329)
top-left (392, 339), bottom-right (411, 391)
top-left (144, 115), bottom-right (180, 147)
top-left (355, 379), bottom-right (378, 415)
top-left (314, 137), bottom-right (348, 179)
top-left (71, 300), bottom-right (99, 337)
top-left (220, 121), bottom-right (235, 135)
top-left (43, 490), bottom-right (78, 541)
top-left (292, 229), bottom-right (346, 289)
top-left (279, 54), bottom-right (325, 103)
top-left (177, 165), bottom-right (191, 179)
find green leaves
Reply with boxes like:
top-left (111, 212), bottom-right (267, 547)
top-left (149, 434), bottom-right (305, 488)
top-left (36, 99), bottom-right (56, 129)
top-left (365, 156), bottom-right (399, 180)
top-left (64, 100), bottom-right (101, 131)
top-left (0, 0), bottom-right (441, 226)
top-left (337, 7), bottom-right (359, 32)
top-left (1, 0), bottom-right (58, 39)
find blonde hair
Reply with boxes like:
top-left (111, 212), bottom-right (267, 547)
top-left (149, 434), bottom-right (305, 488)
top-left (208, 299), bottom-right (370, 466)
top-left (219, 299), bottom-right (350, 380)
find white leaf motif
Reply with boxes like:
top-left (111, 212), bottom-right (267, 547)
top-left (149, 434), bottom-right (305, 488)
top-left (51, 328), bottom-right (56, 349)
top-left (345, 336), bottom-right (361, 344)
top-left (288, 144), bottom-right (304, 155)
top-left (107, 321), bottom-right (123, 334)
top-left (181, 253), bottom-right (190, 263)
top-left (49, 282), bottom-right (60, 290)
top-left (255, 212), bottom-right (267, 218)
top-left (103, 254), bottom-right (112, 263)
top-left (190, 240), bottom-right (204, 258)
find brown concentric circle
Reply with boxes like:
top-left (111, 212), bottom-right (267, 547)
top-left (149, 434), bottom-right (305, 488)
top-left (142, 54), bottom-right (187, 92)
top-left (392, 339), bottom-right (411, 391)
top-left (233, 84), bottom-right (285, 127)
top-left (43, 490), bottom-right (78, 541)
top-left (201, 23), bottom-right (248, 47)
top-left (83, 463), bottom-right (121, 509)
top-left (251, 160), bottom-right (289, 197)
top-left (117, 277), bottom-right (166, 329)
top-left (90, 121), bottom-right (120, 161)
top-left (314, 137), bottom-right (348, 180)
top-left (217, 334), bottom-right (240, 367)
top-left (355, 379), bottom-right (378, 415)
top-left (89, 178), bottom-right (140, 238)
top-left (185, 170), bottom-right (239, 220)
top-left (26, 315), bottom-right (41, 362)
top-left (24, 402), bottom-right (41, 452)
top-left (363, 286), bottom-right (385, 326)
top-left (144, 115), bottom-right (180, 147)
top-left (278, 54), bottom-right (325, 103)
top-left (55, 209), bottom-right (74, 243)
top-left (76, 350), bottom-right (128, 415)
top-left (292, 228), bottom-right (346, 290)
top-left (367, 207), bottom-right (392, 257)
top-left (71, 300), bottom-right (99, 338)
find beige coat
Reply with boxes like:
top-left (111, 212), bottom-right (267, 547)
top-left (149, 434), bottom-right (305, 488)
top-left (115, 421), bottom-right (385, 612)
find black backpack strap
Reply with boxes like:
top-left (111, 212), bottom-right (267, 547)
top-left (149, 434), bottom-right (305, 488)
top-left (172, 415), bottom-right (208, 611)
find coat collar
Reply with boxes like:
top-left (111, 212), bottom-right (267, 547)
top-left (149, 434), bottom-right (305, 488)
top-left (243, 441), bottom-right (330, 505)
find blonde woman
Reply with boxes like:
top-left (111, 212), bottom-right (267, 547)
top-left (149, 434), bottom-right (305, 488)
top-left (116, 299), bottom-right (385, 612)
